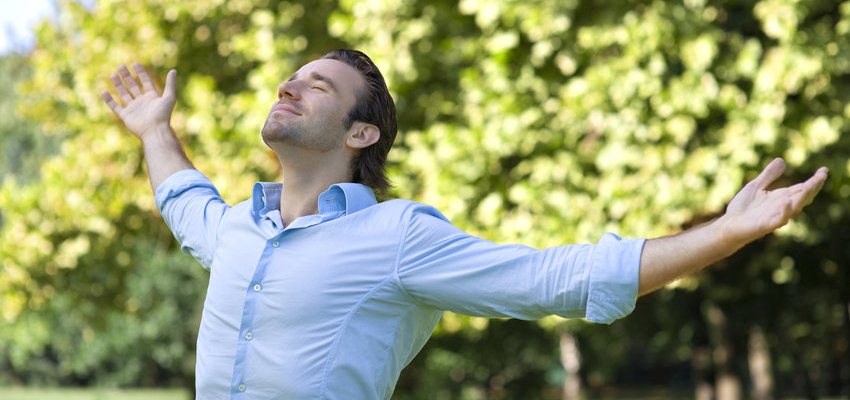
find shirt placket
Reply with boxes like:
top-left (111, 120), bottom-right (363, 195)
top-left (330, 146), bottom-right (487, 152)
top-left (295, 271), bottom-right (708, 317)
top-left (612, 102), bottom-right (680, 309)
top-left (229, 233), bottom-right (284, 399)
top-left (228, 211), bottom-right (340, 398)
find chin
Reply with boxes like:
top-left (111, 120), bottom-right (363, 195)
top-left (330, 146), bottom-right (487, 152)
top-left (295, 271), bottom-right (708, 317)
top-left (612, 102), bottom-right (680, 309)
top-left (262, 120), bottom-right (299, 142)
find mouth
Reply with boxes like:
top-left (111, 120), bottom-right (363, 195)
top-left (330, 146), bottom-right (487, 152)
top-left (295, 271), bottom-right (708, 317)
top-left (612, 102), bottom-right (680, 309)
top-left (271, 103), bottom-right (302, 116)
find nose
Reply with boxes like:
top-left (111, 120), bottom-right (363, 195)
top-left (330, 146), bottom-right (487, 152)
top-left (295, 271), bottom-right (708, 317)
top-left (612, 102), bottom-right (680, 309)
top-left (277, 81), bottom-right (300, 100)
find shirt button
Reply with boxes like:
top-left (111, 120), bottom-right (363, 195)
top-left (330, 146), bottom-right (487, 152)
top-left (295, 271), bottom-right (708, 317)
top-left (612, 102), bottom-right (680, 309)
top-left (238, 384), bottom-right (247, 392)
top-left (271, 241), bottom-right (279, 248)
top-left (253, 283), bottom-right (262, 292)
top-left (245, 332), bottom-right (254, 340)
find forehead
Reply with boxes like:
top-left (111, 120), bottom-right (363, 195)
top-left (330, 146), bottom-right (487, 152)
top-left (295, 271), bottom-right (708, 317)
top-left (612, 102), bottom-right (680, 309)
top-left (293, 59), bottom-right (363, 93)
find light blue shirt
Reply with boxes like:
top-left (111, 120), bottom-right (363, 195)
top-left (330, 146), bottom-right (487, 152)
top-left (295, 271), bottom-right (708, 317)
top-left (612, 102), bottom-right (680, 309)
top-left (155, 169), bottom-right (645, 400)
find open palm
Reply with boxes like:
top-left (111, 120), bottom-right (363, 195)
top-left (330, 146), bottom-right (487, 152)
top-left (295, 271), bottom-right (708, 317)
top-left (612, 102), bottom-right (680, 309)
top-left (101, 62), bottom-right (177, 139)
top-left (723, 158), bottom-right (828, 244)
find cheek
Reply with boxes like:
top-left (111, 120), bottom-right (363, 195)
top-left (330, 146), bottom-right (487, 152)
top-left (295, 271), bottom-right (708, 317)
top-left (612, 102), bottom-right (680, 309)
top-left (316, 102), bottom-right (349, 129)
top-left (336, 108), bottom-right (350, 129)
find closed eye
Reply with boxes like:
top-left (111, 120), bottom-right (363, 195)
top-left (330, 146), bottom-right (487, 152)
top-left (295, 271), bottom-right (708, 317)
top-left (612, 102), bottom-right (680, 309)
top-left (311, 86), bottom-right (326, 92)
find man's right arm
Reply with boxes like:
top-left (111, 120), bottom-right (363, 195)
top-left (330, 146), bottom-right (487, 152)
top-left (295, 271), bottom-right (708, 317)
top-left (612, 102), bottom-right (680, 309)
top-left (102, 63), bottom-right (192, 191)
top-left (103, 63), bottom-right (228, 269)
top-left (138, 125), bottom-right (194, 191)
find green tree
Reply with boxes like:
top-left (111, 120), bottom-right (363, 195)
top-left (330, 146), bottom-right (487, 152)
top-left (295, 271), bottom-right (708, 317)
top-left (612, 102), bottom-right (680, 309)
top-left (0, 55), bottom-right (62, 186)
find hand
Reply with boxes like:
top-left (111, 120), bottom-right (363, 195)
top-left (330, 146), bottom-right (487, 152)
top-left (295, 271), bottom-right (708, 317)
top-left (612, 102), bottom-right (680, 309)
top-left (102, 63), bottom-right (177, 140)
top-left (720, 158), bottom-right (828, 245)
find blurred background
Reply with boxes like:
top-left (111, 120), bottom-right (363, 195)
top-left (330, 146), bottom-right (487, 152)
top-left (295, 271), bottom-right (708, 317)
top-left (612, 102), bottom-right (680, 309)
top-left (0, 0), bottom-right (849, 399)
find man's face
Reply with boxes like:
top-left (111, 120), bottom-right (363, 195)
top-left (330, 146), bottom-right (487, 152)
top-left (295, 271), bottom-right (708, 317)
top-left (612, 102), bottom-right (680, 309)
top-left (261, 59), bottom-right (363, 153)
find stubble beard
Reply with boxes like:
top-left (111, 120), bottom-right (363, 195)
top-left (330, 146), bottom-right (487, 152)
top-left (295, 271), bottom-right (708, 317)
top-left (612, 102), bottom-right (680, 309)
top-left (261, 117), bottom-right (304, 147)
top-left (261, 114), bottom-right (343, 153)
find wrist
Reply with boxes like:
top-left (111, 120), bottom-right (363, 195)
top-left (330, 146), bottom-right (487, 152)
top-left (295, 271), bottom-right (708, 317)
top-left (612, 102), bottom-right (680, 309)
top-left (713, 214), bottom-right (751, 255)
top-left (141, 124), bottom-right (176, 145)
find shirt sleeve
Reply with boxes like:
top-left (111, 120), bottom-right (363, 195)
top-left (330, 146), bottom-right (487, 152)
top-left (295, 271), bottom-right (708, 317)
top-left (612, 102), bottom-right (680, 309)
top-left (154, 169), bottom-right (229, 270)
top-left (395, 205), bottom-right (646, 324)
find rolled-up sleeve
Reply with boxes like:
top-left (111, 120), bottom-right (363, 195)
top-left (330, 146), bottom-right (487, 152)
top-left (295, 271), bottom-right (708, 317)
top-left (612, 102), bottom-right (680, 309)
top-left (154, 169), bottom-right (229, 270)
top-left (395, 205), bottom-right (645, 324)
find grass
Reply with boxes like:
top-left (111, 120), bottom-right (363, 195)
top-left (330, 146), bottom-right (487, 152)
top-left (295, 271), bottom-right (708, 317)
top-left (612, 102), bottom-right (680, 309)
top-left (0, 388), bottom-right (190, 400)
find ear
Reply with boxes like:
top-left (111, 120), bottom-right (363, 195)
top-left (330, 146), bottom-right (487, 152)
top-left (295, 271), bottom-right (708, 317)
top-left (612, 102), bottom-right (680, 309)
top-left (346, 122), bottom-right (380, 150)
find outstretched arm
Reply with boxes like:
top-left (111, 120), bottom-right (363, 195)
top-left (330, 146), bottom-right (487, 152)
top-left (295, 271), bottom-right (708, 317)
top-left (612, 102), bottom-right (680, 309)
top-left (638, 158), bottom-right (828, 295)
top-left (102, 63), bottom-right (193, 191)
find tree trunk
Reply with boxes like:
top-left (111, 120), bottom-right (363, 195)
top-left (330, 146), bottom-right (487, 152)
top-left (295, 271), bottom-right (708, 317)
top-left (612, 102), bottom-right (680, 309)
top-left (706, 303), bottom-right (742, 400)
top-left (692, 345), bottom-right (714, 400)
top-left (791, 350), bottom-right (819, 400)
top-left (748, 326), bottom-right (774, 400)
top-left (846, 300), bottom-right (850, 400)
top-left (559, 331), bottom-right (581, 400)
top-left (843, 255), bottom-right (850, 399)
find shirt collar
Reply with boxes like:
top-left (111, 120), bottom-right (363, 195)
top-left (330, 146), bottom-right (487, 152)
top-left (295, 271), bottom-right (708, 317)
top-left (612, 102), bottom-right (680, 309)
top-left (252, 182), bottom-right (282, 219)
top-left (251, 181), bottom-right (377, 218)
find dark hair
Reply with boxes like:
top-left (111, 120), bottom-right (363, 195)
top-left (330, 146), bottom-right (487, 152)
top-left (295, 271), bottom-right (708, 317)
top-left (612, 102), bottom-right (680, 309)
top-left (321, 49), bottom-right (398, 195)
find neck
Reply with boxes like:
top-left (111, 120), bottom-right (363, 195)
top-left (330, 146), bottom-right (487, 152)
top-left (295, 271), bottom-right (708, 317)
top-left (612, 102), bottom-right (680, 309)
top-left (276, 146), bottom-right (354, 227)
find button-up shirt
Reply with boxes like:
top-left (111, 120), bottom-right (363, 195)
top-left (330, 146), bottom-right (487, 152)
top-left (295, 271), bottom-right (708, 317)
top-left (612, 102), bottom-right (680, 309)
top-left (155, 169), bottom-right (645, 400)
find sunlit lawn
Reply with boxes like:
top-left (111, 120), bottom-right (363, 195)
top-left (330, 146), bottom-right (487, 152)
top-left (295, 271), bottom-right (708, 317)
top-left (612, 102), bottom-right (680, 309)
top-left (0, 388), bottom-right (190, 400)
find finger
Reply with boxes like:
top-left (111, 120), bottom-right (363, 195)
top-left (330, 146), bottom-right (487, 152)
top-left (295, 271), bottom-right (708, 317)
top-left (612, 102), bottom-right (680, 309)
top-left (132, 62), bottom-right (156, 93)
top-left (163, 69), bottom-right (177, 98)
top-left (813, 167), bottom-right (829, 193)
top-left (118, 65), bottom-right (142, 97)
top-left (101, 91), bottom-right (123, 114)
top-left (111, 72), bottom-right (133, 104)
top-left (751, 158), bottom-right (786, 190)
top-left (803, 167), bottom-right (829, 205)
top-left (789, 167), bottom-right (829, 210)
top-left (788, 167), bottom-right (829, 194)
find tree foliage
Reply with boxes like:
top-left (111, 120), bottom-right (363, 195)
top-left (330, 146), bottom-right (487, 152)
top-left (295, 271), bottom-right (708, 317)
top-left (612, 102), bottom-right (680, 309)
top-left (1, 0), bottom-right (848, 396)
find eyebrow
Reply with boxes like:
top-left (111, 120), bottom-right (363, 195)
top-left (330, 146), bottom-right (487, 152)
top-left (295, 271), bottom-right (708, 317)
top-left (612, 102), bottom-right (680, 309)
top-left (288, 71), bottom-right (339, 92)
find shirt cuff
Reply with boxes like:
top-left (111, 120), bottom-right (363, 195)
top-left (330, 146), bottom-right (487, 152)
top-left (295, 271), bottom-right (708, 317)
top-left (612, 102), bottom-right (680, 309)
top-left (154, 169), bottom-right (220, 212)
top-left (585, 233), bottom-right (646, 324)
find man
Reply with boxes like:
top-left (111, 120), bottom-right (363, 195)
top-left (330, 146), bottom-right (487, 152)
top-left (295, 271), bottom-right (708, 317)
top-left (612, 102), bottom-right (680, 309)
top-left (102, 49), bottom-right (827, 399)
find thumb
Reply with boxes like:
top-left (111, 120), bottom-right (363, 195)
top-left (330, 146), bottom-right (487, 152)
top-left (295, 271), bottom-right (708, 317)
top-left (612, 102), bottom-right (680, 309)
top-left (751, 157), bottom-right (786, 190)
top-left (163, 69), bottom-right (177, 98)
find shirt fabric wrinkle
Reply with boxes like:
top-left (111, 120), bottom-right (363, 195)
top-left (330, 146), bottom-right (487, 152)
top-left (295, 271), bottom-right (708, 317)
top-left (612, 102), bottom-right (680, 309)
top-left (317, 275), bottom-right (398, 398)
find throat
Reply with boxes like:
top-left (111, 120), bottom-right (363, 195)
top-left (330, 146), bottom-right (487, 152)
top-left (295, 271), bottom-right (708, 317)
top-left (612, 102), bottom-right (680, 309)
top-left (280, 197), bottom-right (319, 227)
top-left (276, 149), bottom-right (354, 227)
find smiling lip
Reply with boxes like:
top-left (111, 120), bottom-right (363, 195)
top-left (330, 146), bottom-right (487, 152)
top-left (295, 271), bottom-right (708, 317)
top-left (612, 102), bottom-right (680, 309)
top-left (271, 103), bottom-right (302, 116)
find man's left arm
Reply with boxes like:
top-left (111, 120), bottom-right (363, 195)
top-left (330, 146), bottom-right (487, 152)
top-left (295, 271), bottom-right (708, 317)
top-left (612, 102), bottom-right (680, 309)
top-left (638, 158), bottom-right (828, 296)
top-left (395, 204), bottom-right (644, 324)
